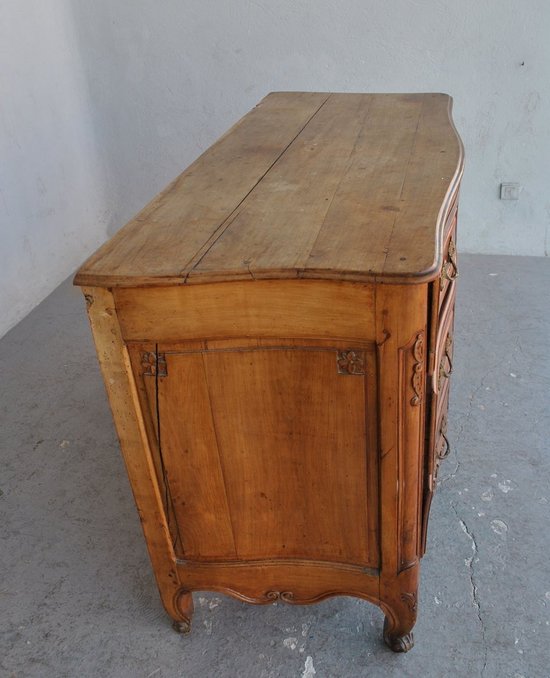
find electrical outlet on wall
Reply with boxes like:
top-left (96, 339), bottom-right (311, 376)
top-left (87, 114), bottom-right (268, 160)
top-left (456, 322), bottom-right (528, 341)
top-left (500, 182), bottom-right (522, 200)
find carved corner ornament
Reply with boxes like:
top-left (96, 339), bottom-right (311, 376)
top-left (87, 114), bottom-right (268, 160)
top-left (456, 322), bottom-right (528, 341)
top-left (410, 333), bottom-right (424, 406)
top-left (337, 350), bottom-right (366, 376)
top-left (141, 351), bottom-right (167, 377)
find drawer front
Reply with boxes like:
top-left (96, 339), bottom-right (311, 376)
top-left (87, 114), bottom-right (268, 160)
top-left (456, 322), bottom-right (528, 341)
top-left (432, 386), bottom-right (451, 482)
top-left (438, 221), bottom-right (458, 314)
top-left (432, 295), bottom-right (455, 395)
top-left (435, 321), bottom-right (454, 398)
top-left (425, 383), bottom-right (451, 491)
top-left (420, 359), bottom-right (452, 555)
top-left (428, 344), bottom-right (452, 489)
top-left (444, 190), bottom-right (458, 235)
top-left (428, 213), bottom-right (458, 378)
top-left (422, 256), bottom-right (456, 554)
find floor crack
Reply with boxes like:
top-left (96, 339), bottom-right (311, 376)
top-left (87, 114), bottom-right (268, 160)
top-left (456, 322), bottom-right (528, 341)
top-left (451, 504), bottom-right (488, 675)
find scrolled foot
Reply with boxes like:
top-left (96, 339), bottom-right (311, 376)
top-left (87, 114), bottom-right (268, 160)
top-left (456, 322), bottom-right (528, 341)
top-left (172, 618), bottom-right (192, 634)
top-left (170, 590), bottom-right (194, 635)
top-left (383, 617), bottom-right (414, 652)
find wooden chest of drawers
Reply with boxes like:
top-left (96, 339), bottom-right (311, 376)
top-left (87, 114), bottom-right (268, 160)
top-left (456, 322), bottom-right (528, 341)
top-left (75, 92), bottom-right (463, 652)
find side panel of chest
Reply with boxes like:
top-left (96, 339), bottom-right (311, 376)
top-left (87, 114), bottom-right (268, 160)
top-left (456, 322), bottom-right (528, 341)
top-left (113, 280), bottom-right (429, 608)
top-left (139, 339), bottom-right (379, 568)
top-left (119, 281), bottom-right (380, 573)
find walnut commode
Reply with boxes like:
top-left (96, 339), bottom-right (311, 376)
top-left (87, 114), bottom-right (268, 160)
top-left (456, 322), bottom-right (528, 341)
top-left (75, 92), bottom-right (464, 652)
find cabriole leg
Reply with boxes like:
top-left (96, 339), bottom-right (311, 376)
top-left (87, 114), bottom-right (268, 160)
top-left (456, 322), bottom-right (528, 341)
top-left (381, 590), bottom-right (417, 652)
top-left (171, 590), bottom-right (194, 634)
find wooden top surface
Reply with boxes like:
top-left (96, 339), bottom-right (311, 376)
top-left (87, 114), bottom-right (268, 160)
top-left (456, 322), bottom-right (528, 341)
top-left (75, 92), bottom-right (464, 288)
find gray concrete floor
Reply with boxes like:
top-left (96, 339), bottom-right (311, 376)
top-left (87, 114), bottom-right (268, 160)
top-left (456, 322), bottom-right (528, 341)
top-left (1, 254), bottom-right (549, 678)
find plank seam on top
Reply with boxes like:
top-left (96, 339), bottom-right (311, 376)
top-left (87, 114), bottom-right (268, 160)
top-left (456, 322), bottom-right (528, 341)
top-left (295, 95), bottom-right (374, 277)
top-left (180, 94), bottom-right (333, 283)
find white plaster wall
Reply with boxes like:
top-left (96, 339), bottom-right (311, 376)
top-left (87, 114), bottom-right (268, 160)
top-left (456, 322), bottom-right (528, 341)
top-left (2, 1), bottom-right (549, 336)
top-left (70, 0), bottom-right (550, 259)
top-left (0, 1), bottom-right (111, 337)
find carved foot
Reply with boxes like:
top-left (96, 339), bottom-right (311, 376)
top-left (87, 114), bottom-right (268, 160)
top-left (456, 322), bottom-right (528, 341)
top-left (383, 617), bottom-right (414, 652)
top-left (171, 590), bottom-right (194, 635)
top-left (172, 618), bottom-right (192, 634)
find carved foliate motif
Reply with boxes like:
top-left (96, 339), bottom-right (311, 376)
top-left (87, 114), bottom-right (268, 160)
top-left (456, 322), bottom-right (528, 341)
top-left (410, 333), bottom-right (424, 406)
top-left (337, 350), bottom-right (366, 376)
top-left (400, 591), bottom-right (418, 614)
top-left (265, 590), bottom-right (295, 603)
top-left (141, 351), bottom-right (167, 377)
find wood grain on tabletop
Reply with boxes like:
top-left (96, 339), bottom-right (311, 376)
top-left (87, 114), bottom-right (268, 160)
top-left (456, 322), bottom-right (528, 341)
top-left (74, 92), bottom-right (463, 288)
